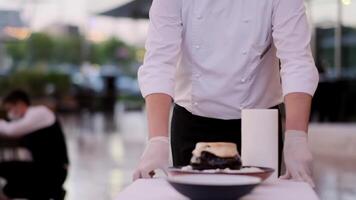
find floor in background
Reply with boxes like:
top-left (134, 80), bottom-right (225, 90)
top-left (61, 106), bottom-right (356, 200)
top-left (61, 106), bottom-right (147, 200)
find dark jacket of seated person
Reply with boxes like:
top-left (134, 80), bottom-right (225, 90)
top-left (0, 90), bottom-right (69, 199)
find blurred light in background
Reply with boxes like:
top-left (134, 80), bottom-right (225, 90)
top-left (3, 27), bottom-right (30, 40)
top-left (341, 0), bottom-right (352, 6)
top-left (87, 31), bottom-right (107, 43)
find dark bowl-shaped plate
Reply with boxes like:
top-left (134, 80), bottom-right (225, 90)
top-left (168, 166), bottom-right (275, 181)
top-left (167, 174), bottom-right (261, 200)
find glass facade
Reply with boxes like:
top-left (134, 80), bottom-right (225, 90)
top-left (306, 0), bottom-right (356, 75)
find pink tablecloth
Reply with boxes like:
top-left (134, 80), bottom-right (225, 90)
top-left (116, 178), bottom-right (319, 200)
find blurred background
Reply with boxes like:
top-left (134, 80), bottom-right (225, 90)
top-left (0, 0), bottom-right (355, 199)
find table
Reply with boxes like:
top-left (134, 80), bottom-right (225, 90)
top-left (116, 178), bottom-right (319, 200)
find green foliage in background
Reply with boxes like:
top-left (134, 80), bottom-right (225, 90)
top-left (28, 33), bottom-right (54, 63)
top-left (0, 70), bottom-right (71, 98)
top-left (52, 35), bottom-right (83, 65)
top-left (89, 37), bottom-right (136, 66)
top-left (5, 40), bottom-right (27, 62)
top-left (5, 33), bottom-right (138, 68)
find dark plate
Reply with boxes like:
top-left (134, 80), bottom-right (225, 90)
top-left (167, 174), bottom-right (261, 200)
top-left (168, 166), bottom-right (275, 181)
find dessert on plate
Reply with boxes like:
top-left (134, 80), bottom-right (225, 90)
top-left (190, 142), bottom-right (242, 170)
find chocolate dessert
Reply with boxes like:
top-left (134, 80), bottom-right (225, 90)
top-left (190, 142), bottom-right (242, 170)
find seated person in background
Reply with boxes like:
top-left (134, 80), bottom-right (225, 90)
top-left (0, 90), bottom-right (69, 200)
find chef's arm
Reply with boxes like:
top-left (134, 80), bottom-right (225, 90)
top-left (145, 93), bottom-right (172, 139)
top-left (133, 0), bottom-right (182, 180)
top-left (284, 92), bottom-right (312, 133)
top-left (132, 93), bottom-right (172, 180)
top-left (282, 92), bottom-right (315, 187)
top-left (272, 0), bottom-right (317, 185)
top-left (137, 0), bottom-right (182, 139)
top-left (272, 0), bottom-right (318, 133)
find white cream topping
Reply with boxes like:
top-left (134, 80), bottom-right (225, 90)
top-left (192, 142), bottom-right (239, 158)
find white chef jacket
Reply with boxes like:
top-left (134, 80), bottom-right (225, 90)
top-left (0, 106), bottom-right (55, 137)
top-left (138, 0), bottom-right (319, 120)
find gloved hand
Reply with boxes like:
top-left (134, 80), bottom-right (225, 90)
top-left (133, 136), bottom-right (169, 181)
top-left (280, 130), bottom-right (315, 187)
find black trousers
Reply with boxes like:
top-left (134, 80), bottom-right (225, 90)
top-left (0, 161), bottom-right (67, 200)
top-left (171, 104), bottom-right (283, 175)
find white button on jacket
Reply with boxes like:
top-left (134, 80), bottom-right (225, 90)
top-left (138, 0), bottom-right (319, 120)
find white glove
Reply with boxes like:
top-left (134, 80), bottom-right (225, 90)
top-left (133, 136), bottom-right (169, 181)
top-left (281, 130), bottom-right (315, 187)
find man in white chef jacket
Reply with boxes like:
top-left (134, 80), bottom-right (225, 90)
top-left (133, 0), bottom-right (319, 187)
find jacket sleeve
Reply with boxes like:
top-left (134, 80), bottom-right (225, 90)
top-left (137, 0), bottom-right (183, 98)
top-left (272, 0), bottom-right (319, 96)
